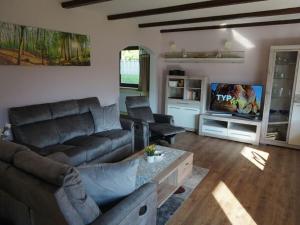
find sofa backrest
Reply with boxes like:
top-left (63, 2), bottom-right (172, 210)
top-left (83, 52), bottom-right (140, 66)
top-left (0, 141), bottom-right (100, 225)
top-left (125, 96), bottom-right (155, 123)
top-left (9, 97), bottom-right (100, 149)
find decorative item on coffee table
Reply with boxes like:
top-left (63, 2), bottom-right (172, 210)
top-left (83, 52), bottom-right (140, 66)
top-left (144, 144), bottom-right (163, 163)
top-left (0, 123), bottom-right (11, 141)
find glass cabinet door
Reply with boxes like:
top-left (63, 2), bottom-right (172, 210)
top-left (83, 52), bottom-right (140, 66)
top-left (266, 51), bottom-right (298, 142)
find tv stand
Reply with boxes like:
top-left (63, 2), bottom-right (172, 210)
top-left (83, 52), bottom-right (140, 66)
top-left (199, 113), bottom-right (262, 145)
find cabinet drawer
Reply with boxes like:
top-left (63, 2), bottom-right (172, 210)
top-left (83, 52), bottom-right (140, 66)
top-left (168, 105), bottom-right (200, 130)
top-left (178, 154), bottom-right (193, 185)
top-left (228, 129), bottom-right (256, 141)
top-left (202, 125), bottom-right (228, 136)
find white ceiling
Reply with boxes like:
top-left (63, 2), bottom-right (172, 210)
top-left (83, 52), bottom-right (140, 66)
top-left (62, 0), bottom-right (300, 30)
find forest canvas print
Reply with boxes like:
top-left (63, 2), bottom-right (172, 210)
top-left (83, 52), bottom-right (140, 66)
top-left (0, 21), bottom-right (91, 66)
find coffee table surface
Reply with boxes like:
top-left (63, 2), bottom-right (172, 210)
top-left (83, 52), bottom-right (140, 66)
top-left (130, 145), bottom-right (187, 188)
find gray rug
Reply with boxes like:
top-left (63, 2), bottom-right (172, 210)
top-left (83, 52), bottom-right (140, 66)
top-left (157, 166), bottom-right (209, 225)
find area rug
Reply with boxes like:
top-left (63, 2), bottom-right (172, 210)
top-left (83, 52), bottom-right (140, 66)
top-left (157, 166), bottom-right (209, 225)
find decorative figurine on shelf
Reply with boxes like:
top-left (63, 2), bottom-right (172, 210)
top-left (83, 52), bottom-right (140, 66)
top-left (0, 123), bottom-right (12, 141)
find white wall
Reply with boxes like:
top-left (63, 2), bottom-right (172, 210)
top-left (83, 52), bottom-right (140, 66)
top-left (161, 25), bottom-right (300, 85)
top-left (1, 0), bottom-right (300, 127)
top-left (0, 0), bottom-right (162, 126)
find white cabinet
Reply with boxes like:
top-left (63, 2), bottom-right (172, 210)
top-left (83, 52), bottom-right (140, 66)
top-left (288, 103), bottom-right (300, 146)
top-left (165, 75), bottom-right (208, 132)
top-left (200, 114), bottom-right (261, 145)
top-left (168, 105), bottom-right (200, 131)
top-left (168, 106), bottom-right (184, 127)
top-left (261, 45), bottom-right (300, 149)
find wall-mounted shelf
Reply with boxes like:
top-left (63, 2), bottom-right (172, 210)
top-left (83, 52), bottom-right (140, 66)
top-left (163, 51), bottom-right (245, 63)
top-left (164, 57), bottom-right (244, 63)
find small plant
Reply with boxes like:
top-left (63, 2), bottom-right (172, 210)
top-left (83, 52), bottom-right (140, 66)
top-left (144, 144), bottom-right (156, 156)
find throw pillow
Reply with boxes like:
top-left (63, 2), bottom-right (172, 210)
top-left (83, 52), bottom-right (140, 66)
top-left (90, 103), bottom-right (122, 133)
top-left (78, 159), bottom-right (139, 206)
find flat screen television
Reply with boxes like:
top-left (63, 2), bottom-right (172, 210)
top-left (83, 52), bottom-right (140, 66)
top-left (210, 83), bottom-right (263, 116)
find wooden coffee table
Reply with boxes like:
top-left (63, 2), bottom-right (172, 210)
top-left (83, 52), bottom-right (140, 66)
top-left (128, 145), bottom-right (193, 207)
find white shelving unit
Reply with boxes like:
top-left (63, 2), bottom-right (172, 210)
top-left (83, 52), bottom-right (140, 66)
top-left (261, 45), bottom-right (300, 149)
top-left (199, 113), bottom-right (262, 145)
top-left (165, 75), bottom-right (208, 132)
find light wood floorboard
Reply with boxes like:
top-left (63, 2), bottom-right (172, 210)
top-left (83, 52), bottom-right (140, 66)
top-left (167, 132), bottom-right (300, 225)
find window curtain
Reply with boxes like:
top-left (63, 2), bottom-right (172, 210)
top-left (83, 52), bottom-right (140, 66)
top-left (138, 50), bottom-right (150, 94)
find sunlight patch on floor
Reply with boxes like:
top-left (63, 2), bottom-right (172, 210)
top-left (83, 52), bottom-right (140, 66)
top-left (213, 181), bottom-right (257, 225)
top-left (241, 146), bottom-right (269, 170)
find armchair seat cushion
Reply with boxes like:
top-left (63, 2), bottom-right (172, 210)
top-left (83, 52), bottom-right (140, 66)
top-left (94, 130), bottom-right (132, 150)
top-left (149, 123), bottom-right (185, 137)
top-left (65, 136), bottom-right (112, 162)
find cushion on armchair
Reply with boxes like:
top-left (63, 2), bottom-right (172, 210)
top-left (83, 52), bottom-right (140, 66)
top-left (78, 159), bottom-right (139, 206)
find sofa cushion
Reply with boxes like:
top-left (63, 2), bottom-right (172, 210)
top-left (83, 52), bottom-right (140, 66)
top-left (13, 150), bottom-right (72, 186)
top-left (65, 136), bottom-right (112, 162)
top-left (78, 159), bottom-right (139, 206)
top-left (94, 129), bottom-right (131, 150)
top-left (12, 120), bottom-right (60, 148)
top-left (9, 104), bottom-right (51, 126)
top-left (63, 147), bottom-right (88, 166)
top-left (78, 97), bottom-right (100, 114)
top-left (91, 104), bottom-right (121, 133)
top-left (0, 141), bottom-right (29, 163)
top-left (40, 144), bottom-right (87, 166)
top-left (46, 152), bottom-right (71, 165)
top-left (55, 115), bottom-right (87, 143)
top-left (81, 112), bottom-right (95, 135)
top-left (50, 100), bottom-right (79, 119)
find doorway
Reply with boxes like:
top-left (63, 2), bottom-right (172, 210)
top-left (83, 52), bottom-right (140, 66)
top-left (119, 46), bottom-right (151, 114)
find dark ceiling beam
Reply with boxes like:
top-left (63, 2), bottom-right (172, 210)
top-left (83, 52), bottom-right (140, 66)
top-left (140, 7), bottom-right (300, 28)
top-left (61, 0), bottom-right (111, 9)
top-left (160, 18), bottom-right (300, 33)
top-left (107, 0), bottom-right (266, 20)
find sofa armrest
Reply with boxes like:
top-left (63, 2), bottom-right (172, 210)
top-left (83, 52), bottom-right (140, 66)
top-left (120, 118), bottom-right (135, 153)
top-left (153, 114), bottom-right (174, 125)
top-left (120, 118), bottom-right (134, 131)
top-left (131, 118), bottom-right (150, 151)
top-left (91, 183), bottom-right (157, 225)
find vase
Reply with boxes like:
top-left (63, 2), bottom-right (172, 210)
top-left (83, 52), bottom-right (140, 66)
top-left (147, 156), bottom-right (155, 163)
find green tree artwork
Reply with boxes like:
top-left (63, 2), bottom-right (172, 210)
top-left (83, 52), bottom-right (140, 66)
top-left (0, 21), bottom-right (91, 66)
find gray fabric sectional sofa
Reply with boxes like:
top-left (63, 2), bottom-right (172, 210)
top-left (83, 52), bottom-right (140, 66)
top-left (0, 141), bottom-right (157, 225)
top-left (9, 97), bottom-right (134, 166)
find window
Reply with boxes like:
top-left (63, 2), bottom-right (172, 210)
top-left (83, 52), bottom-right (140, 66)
top-left (120, 47), bottom-right (140, 88)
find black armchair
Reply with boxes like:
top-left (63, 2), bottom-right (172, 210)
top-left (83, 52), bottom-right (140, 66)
top-left (125, 96), bottom-right (185, 150)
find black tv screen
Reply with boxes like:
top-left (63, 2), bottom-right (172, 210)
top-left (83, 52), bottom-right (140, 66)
top-left (210, 83), bottom-right (263, 116)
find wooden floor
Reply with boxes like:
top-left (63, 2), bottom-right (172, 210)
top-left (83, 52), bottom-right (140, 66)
top-left (167, 132), bottom-right (300, 225)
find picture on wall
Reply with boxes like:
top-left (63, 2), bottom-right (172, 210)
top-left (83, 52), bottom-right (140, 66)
top-left (0, 21), bottom-right (91, 66)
